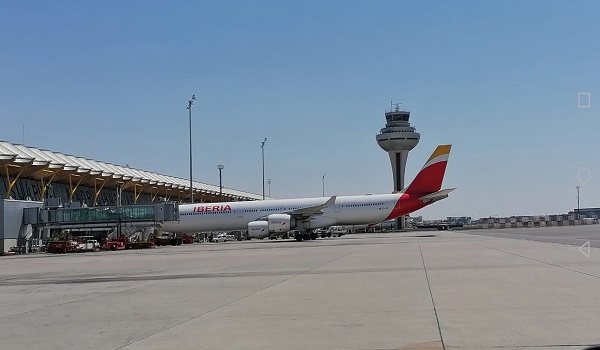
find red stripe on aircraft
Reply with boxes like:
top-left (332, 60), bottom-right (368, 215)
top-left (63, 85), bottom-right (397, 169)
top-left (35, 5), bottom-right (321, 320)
top-left (384, 193), bottom-right (428, 221)
top-left (404, 161), bottom-right (447, 194)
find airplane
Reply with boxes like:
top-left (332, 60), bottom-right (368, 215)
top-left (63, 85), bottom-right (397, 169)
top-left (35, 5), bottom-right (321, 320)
top-left (161, 145), bottom-right (454, 241)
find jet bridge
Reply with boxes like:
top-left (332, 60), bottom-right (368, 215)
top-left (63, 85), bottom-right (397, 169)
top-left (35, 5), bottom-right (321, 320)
top-left (23, 202), bottom-right (179, 230)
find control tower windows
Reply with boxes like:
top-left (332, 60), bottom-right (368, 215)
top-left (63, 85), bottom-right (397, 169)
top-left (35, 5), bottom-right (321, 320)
top-left (386, 113), bottom-right (410, 122)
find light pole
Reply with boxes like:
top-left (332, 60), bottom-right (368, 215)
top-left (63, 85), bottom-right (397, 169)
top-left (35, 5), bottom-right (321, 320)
top-left (260, 138), bottom-right (267, 200)
top-left (576, 185), bottom-right (580, 220)
top-left (116, 185), bottom-right (122, 239)
top-left (217, 164), bottom-right (224, 202)
top-left (187, 94), bottom-right (196, 203)
top-left (322, 173), bottom-right (325, 197)
top-left (267, 178), bottom-right (271, 197)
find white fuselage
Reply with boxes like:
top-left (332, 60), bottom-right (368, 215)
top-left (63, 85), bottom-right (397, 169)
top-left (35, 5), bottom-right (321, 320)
top-left (161, 194), bottom-right (402, 234)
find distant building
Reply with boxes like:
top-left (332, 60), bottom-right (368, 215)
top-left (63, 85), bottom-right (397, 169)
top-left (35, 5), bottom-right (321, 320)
top-left (411, 216), bottom-right (423, 223)
top-left (446, 216), bottom-right (472, 225)
top-left (568, 208), bottom-right (600, 219)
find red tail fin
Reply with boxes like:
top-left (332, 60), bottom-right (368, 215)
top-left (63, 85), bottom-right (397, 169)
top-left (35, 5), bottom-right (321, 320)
top-left (403, 145), bottom-right (451, 194)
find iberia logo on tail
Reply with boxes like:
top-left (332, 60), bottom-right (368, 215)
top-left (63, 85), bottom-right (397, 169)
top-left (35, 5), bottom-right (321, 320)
top-left (403, 145), bottom-right (451, 195)
top-left (385, 145), bottom-right (453, 220)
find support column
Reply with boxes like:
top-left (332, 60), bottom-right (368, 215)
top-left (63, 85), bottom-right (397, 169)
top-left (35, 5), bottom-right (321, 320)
top-left (388, 151), bottom-right (409, 230)
top-left (134, 184), bottom-right (145, 204)
top-left (68, 174), bottom-right (84, 202)
top-left (150, 187), bottom-right (160, 203)
top-left (4, 165), bottom-right (26, 199)
top-left (92, 178), bottom-right (106, 206)
top-left (39, 171), bottom-right (59, 201)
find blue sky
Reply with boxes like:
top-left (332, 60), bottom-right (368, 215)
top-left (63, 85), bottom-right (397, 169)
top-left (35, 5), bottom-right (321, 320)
top-left (1, 1), bottom-right (599, 219)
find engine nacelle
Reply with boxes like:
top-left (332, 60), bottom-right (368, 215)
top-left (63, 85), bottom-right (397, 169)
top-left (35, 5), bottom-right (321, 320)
top-left (248, 214), bottom-right (293, 239)
top-left (248, 221), bottom-right (269, 239)
top-left (267, 214), bottom-right (292, 233)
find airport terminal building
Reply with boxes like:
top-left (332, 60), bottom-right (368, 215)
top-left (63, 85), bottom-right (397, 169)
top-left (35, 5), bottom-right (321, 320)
top-left (0, 140), bottom-right (263, 204)
top-left (0, 139), bottom-right (264, 253)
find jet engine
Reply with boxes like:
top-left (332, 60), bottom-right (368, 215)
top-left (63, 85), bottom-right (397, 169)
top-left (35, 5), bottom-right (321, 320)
top-left (248, 221), bottom-right (269, 239)
top-left (248, 214), bottom-right (293, 239)
top-left (267, 214), bottom-right (292, 233)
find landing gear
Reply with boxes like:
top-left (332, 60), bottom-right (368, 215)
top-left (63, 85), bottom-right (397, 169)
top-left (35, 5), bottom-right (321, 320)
top-left (295, 230), bottom-right (317, 241)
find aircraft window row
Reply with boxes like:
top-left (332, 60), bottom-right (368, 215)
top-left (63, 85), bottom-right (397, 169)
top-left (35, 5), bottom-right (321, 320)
top-left (343, 202), bottom-right (384, 208)
top-left (183, 211), bottom-right (231, 215)
top-left (244, 207), bottom-right (301, 213)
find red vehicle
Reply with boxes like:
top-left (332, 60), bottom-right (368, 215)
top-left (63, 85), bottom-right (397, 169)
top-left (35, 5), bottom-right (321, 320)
top-left (124, 241), bottom-right (154, 249)
top-left (103, 239), bottom-right (126, 251)
top-left (104, 237), bottom-right (153, 250)
top-left (46, 241), bottom-right (78, 254)
top-left (180, 234), bottom-right (194, 244)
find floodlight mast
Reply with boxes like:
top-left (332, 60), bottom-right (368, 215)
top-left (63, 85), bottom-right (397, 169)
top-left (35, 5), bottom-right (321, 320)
top-left (187, 94), bottom-right (196, 203)
top-left (218, 164), bottom-right (224, 202)
top-left (261, 138), bottom-right (267, 199)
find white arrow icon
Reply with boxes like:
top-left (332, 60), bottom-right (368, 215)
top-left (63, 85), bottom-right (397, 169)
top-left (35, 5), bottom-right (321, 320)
top-left (578, 241), bottom-right (591, 258)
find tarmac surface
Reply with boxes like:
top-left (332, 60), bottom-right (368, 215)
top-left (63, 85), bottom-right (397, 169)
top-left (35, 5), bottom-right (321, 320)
top-left (1, 226), bottom-right (600, 350)
top-left (463, 224), bottom-right (600, 248)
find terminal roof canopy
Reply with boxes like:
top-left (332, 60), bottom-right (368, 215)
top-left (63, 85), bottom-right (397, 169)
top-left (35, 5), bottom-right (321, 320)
top-left (0, 140), bottom-right (266, 202)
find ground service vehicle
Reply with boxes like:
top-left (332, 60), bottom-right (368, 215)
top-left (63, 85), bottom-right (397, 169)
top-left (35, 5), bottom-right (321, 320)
top-left (154, 233), bottom-right (182, 246)
top-left (103, 240), bottom-right (126, 251)
top-left (47, 241), bottom-right (78, 254)
top-left (76, 237), bottom-right (100, 251)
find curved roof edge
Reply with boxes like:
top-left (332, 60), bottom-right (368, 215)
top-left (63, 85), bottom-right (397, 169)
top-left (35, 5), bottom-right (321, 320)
top-left (0, 139), bottom-right (271, 201)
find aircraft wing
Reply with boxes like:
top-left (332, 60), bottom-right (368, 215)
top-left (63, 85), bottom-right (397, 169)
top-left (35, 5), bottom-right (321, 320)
top-left (286, 196), bottom-right (337, 220)
top-left (419, 188), bottom-right (456, 203)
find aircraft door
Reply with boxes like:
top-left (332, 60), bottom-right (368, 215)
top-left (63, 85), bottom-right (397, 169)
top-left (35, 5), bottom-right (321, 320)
top-left (235, 208), bottom-right (244, 218)
top-left (334, 203), bottom-right (341, 213)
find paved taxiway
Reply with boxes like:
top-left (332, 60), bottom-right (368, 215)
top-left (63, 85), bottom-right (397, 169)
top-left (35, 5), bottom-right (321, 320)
top-left (464, 225), bottom-right (600, 248)
top-left (1, 226), bottom-right (600, 350)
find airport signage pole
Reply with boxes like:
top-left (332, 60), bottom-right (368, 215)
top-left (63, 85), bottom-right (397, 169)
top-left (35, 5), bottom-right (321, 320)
top-left (218, 164), bottom-right (224, 202)
top-left (322, 173), bottom-right (325, 197)
top-left (261, 138), bottom-right (267, 199)
top-left (187, 94), bottom-right (196, 203)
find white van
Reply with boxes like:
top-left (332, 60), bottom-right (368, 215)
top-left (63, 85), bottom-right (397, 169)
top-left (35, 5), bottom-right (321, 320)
top-left (214, 233), bottom-right (235, 242)
top-left (77, 239), bottom-right (100, 251)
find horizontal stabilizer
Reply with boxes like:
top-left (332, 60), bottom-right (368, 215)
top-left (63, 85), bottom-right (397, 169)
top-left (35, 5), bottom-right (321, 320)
top-left (419, 188), bottom-right (456, 203)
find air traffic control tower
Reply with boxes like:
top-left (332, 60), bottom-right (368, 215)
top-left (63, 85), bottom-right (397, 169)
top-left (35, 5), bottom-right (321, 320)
top-left (376, 104), bottom-right (420, 230)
